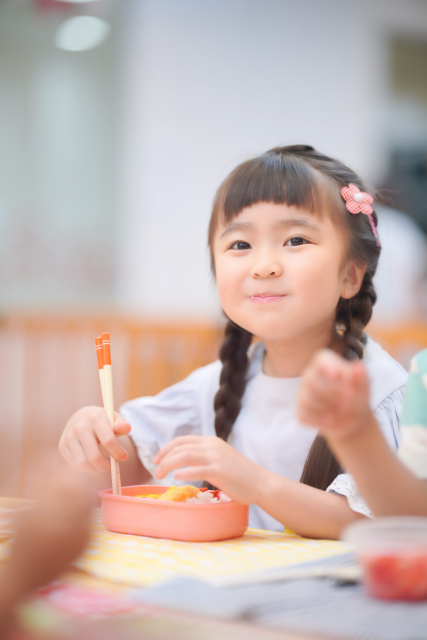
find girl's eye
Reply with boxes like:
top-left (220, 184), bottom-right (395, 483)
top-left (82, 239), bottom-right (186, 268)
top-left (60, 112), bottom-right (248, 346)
top-left (228, 241), bottom-right (251, 250)
top-left (285, 236), bottom-right (308, 247)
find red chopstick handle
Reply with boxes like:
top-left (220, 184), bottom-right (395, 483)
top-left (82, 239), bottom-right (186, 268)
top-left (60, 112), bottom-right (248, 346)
top-left (95, 337), bottom-right (104, 370)
top-left (102, 332), bottom-right (111, 366)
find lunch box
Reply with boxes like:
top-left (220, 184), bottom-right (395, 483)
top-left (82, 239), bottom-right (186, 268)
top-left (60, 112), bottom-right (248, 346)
top-left (99, 485), bottom-right (249, 542)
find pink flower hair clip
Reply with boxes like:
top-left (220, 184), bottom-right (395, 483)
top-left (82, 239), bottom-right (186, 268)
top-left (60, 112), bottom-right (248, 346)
top-left (341, 183), bottom-right (380, 247)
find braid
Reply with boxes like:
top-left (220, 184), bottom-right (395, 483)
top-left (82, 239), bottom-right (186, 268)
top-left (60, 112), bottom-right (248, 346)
top-left (213, 321), bottom-right (252, 442)
top-left (336, 270), bottom-right (377, 361)
top-left (300, 271), bottom-right (378, 490)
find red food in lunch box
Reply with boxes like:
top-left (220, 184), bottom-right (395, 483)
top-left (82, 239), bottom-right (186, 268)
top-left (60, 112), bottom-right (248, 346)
top-left (361, 551), bottom-right (427, 600)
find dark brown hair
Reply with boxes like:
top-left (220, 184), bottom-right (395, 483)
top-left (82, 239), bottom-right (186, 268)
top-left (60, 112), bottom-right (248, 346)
top-left (208, 145), bottom-right (381, 491)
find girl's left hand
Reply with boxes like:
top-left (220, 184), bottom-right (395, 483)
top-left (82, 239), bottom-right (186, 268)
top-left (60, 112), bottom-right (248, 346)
top-left (153, 436), bottom-right (265, 505)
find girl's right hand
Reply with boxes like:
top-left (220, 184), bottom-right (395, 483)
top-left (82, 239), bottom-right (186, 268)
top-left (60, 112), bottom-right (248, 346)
top-left (59, 406), bottom-right (131, 474)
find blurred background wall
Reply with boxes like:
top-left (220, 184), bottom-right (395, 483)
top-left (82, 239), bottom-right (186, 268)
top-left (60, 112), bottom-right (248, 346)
top-left (118, 0), bottom-right (427, 321)
top-left (1, 0), bottom-right (427, 495)
top-left (0, 0), bottom-right (119, 310)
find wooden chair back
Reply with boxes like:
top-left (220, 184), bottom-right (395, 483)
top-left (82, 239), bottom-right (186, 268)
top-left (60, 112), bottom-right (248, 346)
top-left (1, 314), bottom-right (426, 497)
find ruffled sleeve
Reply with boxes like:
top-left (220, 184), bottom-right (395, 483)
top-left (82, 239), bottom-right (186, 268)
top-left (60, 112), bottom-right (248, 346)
top-left (326, 386), bottom-right (405, 517)
top-left (120, 361), bottom-right (221, 484)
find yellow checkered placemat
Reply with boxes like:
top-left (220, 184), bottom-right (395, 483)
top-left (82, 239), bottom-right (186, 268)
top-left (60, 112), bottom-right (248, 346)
top-left (76, 510), bottom-right (353, 588)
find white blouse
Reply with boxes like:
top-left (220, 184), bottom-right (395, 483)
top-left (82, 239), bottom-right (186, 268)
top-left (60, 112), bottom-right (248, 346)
top-left (121, 337), bottom-right (408, 531)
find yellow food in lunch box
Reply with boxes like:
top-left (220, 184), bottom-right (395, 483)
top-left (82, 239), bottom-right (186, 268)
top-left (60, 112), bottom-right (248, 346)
top-left (135, 485), bottom-right (200, 502)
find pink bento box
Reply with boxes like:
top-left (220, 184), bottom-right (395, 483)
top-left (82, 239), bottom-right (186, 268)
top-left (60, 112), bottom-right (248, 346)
top-left (99, 485), bottom-right (249, 542)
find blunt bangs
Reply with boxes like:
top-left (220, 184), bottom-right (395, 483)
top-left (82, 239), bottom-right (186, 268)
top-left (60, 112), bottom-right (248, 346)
top-left (221, 152), bottom-right (326, 222)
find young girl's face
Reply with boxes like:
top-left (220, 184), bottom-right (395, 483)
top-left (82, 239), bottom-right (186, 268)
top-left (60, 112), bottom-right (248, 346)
top-left (213, 202), bottom-right (358, 343)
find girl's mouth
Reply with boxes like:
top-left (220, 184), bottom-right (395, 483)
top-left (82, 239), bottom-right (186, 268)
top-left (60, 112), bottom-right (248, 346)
top-left (250, 294), bottom-right (286, 303)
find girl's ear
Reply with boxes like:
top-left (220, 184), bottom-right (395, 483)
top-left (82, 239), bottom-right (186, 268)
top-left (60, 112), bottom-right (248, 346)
top-left (340, 261), bottom-right (366, 300)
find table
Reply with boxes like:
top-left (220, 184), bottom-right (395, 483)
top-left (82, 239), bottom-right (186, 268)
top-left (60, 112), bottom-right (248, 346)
top-left (0, 497), bottom-right (353, 640)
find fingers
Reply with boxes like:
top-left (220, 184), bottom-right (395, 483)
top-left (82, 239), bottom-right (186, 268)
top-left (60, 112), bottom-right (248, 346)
top-left (341, 361), bottom-right (370, 415)
top-left (155, 444), bottom-right (209, 479)
top-left (80, 431), bottom-right (111, 472)
top-left (298, 348), bottom-right (371, 438)
top-left (59, 406), bottom-right (129, 473)
top-left (173, 466), bottom-right (209, 482)
top-left (308, 349), bottom-right (347, 382)
top-left (154, 435), bottom-right (207, 465)
top-left (92, 413), bottom-right (129, 462)
top-left (58, 431), bottom-right (71, 463)
top-left (304, 371), bottom-right (341, 408)
top-left (298, 350), bottom-right (350, 427)
top-left (63, 440), bottom-right (97, 475)
top-left (299, 375), bottom-right (340, 426)
top-left (349, 361), bottom-right (369, 395)
top-left (113, 413), bottom-right (132, 436)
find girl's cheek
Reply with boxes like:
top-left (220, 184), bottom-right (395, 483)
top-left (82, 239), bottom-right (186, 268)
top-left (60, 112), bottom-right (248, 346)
top-left (216, 276), bottom-right (228, 306)
top-left (299, 253), bottom-right (342, 289)
top-left (216, 265), bottom-right (244, 297)
top-left (302, 267), bottom-right (339, 301)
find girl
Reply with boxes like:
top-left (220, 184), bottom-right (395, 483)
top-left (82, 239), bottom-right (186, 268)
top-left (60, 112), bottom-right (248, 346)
top-left (59, 145), bottom-right (407, 539)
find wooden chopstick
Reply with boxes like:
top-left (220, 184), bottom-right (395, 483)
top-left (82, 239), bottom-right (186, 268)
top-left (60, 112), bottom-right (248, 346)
top-left (95, 333), bottom-right (122, 495)
top-left (95, 337), bottom-right (107, 408)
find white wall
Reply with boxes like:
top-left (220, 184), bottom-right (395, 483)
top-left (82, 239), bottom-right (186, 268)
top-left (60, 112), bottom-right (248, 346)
top-left (117, 0), bottom-right (427, 320)
top-left (0, 2), bottom-right (118, 309)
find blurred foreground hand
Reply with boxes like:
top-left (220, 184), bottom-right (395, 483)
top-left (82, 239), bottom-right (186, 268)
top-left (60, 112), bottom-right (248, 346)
top-left (0, 460), bottom-right (93, 637)
top-left (297, 349), bottom-right (371, 441)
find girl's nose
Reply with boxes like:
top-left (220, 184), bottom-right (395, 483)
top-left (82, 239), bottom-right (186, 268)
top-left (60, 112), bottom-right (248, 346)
top-left (251, 259), bottom-right (283, 279)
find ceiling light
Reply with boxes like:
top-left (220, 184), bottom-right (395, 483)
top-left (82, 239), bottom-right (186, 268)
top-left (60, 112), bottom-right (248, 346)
top-left (54, 16), bottom-right (111, 52)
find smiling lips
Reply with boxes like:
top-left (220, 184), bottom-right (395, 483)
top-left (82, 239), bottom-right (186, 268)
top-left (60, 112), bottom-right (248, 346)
top-left (250, 294), bottom-right (287, 303)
